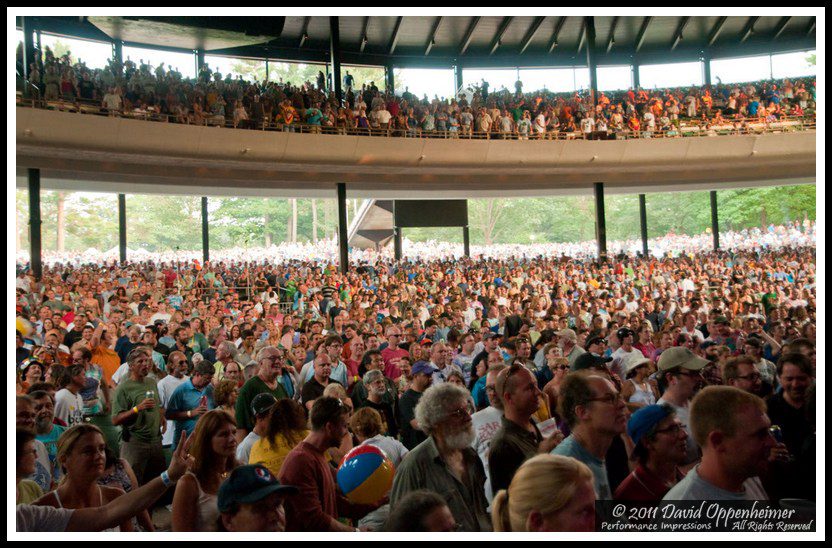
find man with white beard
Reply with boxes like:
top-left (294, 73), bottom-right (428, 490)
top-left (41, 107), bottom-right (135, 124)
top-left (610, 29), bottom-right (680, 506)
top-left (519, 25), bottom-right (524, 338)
top-left (390, 383), bottom-right (491, 532)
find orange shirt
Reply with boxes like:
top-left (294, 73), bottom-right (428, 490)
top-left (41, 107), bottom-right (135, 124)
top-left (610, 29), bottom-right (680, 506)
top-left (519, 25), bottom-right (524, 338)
top-left (92, 345), bottom-right (121, 385)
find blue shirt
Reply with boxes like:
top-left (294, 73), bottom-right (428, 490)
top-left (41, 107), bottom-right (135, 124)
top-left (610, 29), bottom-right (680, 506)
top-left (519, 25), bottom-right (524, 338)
top-left (552, 434), bottom-right (612, 500)
top-left (166, 378), bottom-right (208, 443)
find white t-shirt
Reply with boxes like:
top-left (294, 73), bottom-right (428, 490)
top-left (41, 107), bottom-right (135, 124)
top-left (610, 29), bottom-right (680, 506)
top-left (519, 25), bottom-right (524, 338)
top-left (657, 397), bottom-right (699, 465)
top-left (470, 406), bottom-right (503, 506)
top-left (111, 362), bottom-right (130, 386)
top-left (55, 388), bottom-right (85, 428)
top-left (237, 431), bottom-right (261, 464)
top-left (362, 435), bottom-right (409, 468)
top-left (157, 374), bottom-right (188, 446)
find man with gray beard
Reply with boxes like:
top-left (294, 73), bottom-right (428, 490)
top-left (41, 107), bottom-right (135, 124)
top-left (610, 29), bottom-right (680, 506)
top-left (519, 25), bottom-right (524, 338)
top-left (390, 383), bottom-right (491, 531)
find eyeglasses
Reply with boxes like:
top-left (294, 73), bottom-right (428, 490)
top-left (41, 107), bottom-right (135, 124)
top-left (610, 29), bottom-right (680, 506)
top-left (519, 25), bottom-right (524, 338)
top-left (677, 370), bottom-right (703, 379)
top-left (586, 393), bottom-right (623, 406)
top-left (446, 406), bottom-right (473, 421)
top-left (736, 372), bottom-right (761, 381)
top-left (654, 423), bottom-right (684, 436)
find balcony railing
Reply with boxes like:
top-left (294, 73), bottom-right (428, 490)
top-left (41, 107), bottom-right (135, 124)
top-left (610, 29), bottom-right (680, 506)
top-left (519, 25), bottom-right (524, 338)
top-left (17, 96), bottom-right (816, 141)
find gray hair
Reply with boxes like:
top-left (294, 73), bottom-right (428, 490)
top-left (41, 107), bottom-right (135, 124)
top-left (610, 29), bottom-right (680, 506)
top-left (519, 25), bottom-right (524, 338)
top-left (363, 369), bottom-right (385, 386)
top-left (414, 383), bottom-right (472, 436)
top-left (192, 353), bottom-right (204, 367)
top-left (126, 346), bottom-right (150, 365)
top-left (243, 362), bottom-right (258, 381)
top-left (221, 341), bottom-right (238, 359)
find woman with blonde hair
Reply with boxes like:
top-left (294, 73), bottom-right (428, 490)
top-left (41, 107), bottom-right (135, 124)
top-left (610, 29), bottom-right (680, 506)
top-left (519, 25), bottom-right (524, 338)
top-left (492, 454), bottom-right (595, 532)
top-left (171, 410), bottom-right (238, 532)
top-left (34, 424), bottom-right (133, 531)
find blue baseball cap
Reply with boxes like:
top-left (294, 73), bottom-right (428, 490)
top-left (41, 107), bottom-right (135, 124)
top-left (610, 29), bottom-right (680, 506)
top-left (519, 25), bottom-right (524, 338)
top-left (411, 360), bottom-right (437, 376)
top-left (627, 404), bottom-right (675, 450)
top-left (217, 464), bottom-right (298, 512)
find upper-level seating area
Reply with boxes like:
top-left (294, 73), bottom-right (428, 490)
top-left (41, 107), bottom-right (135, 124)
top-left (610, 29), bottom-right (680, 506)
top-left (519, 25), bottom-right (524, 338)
top-left (16, 47), bottom-right (816, 143)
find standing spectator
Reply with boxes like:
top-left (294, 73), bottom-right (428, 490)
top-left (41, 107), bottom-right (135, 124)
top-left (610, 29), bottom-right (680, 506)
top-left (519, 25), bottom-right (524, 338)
top-left (249, 398), bottom-right (308, 475)
top-left (279, 397), bottom-right (377, 532)
top-left (17, 395), bottom-right (53, 493)
top-left (235, 346), bottom-right (290, 441)
top-left (398, 361), bottom-right (435, 450)
top-left (236, 393), bottom-right (276, 464)
top-left (489, 364), bottom-right (562, 495)
top-left (157, 351), bottom-right (189, 454)
top-left (34, 424), bottom-right (133, 532)
top-left (55, 365), bottom-right (86, 428)
top-left (171, 410), bottom-right (238, 531)
top-left (358, 369), bottom-right (398, 438)
top-left (390, 383), bottom-right (491, 532)
top-left (551, 372), bottom-right (628, 500)
top-left (111, 347), bottom-right (166, 486)
top-left (31, 390), bottom-right (67, 485)
top-left (166, 361), bottom-right (215, 443)
top-left (383, 490), bottom-right (457, 532)
top-left (656, 347), bottom-right (708, 465)
top-left (492, 454), bottom-right (595, 532)
top-left (663, 386), bottom-right (774, 500)
top-left (614, 404), bottom-right (688, 501)
top-left (217, 464), bottom-right (298, 532)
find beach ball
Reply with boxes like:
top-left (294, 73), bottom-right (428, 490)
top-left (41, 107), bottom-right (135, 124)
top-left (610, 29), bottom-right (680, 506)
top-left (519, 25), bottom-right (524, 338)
top-left (337, 445), bottom-right (394, 505)
top-left (16, 317), bottom-right (33, 337)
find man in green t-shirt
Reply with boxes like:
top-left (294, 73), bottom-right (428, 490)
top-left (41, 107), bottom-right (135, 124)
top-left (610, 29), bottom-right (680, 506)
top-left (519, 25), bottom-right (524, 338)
top-left (235, 346), bottom-right (289, 442)
top-left (112, 346), bottom-right (167, 486)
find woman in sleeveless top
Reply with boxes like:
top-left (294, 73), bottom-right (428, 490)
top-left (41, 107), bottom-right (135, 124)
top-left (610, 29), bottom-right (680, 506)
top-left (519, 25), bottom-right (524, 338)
top-left (33, 424), bottom-right (132, 531)
top-left (98, 445), bottom-right (155, 531)
top-left (172, 410), bottom-right (239, 532)
top-left (620, 356), bottom-right (659, 409)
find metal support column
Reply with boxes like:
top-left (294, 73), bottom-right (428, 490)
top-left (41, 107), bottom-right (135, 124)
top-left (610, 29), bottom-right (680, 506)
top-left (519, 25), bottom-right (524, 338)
top-left (112, 40), bottom-right (123, 77)
top-left (633, 61), bottom-right (640, 91)
top-left (703, 52), bottom-right (712, 87)
top-left (454, 64), bottom-right (464, 97)
top-left (202, 197), bottom-right (209, 264)
top-left (593, 183), bottom-right (607, 262)
top-left (463, 226), bottom-right (470, 258)
top-left (385, 63), bottom-right (395, 95)
top-left (639, 194), bottom-right (649, 257)
top-left (394, 229), bottom-right (403, 262)
top-left (28, 169), bottom-right (42, 280)
top-left (330, 17), bottom-right (343, 105)
top-left (118, 194), bottom-right (127, 265)
top-left (710, 191), bottom-right (720, 251)
top-left (337, 183), bottom-right (349, 273)
top-left (265, 59), bottom-right (269, 82)
top-left (22, 17), bottom-right (38, 87)
top-left (196, 49), bottom-right (205, 80)
top-left (585, 16), bottom-right (598, 107)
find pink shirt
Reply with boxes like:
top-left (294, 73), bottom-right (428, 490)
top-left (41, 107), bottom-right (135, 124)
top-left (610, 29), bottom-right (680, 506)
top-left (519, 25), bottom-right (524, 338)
top-left (381, 346), bottom-right (409, 379)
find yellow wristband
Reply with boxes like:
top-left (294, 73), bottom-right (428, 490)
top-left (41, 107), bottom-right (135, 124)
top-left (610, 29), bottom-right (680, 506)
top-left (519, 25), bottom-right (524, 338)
top-left (133, 406), bottom-right (139, 414)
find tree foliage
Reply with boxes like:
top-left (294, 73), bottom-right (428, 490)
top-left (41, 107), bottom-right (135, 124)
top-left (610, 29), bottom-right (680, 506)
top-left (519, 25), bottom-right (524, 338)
top-left (16, 185), bottom-right (815, 253)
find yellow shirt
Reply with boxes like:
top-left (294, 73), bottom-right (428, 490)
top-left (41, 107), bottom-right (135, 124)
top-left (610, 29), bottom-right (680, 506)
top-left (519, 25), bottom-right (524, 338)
top-left (249, 430), bottom-right (309, 476)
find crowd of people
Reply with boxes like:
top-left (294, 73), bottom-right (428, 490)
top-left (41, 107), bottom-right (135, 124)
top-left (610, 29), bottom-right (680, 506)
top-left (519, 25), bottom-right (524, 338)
top-left (16, 220), bottom-right (817, 268)
top-left (15, 225), bottom-right (817, 531)
top-left (18, 43), bottom-right (816, 139)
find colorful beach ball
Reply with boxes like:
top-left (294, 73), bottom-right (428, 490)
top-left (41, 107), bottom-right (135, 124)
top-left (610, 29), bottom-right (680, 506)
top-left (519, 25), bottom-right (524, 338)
top-left (337, 445), bottom-right (395, 505)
